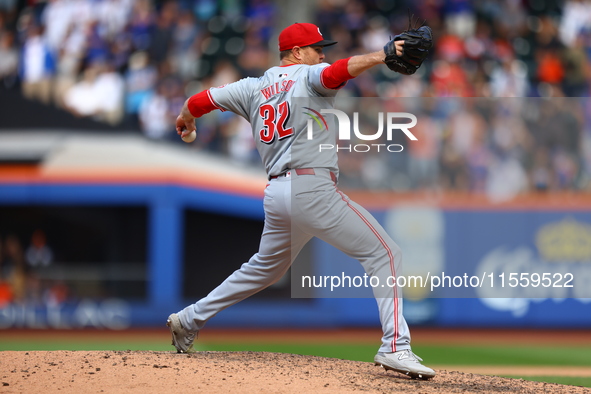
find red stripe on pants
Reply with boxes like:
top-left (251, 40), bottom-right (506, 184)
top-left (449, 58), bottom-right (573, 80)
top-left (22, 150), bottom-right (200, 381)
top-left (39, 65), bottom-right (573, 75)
top-left (336, 189), bottom-right (398, 352)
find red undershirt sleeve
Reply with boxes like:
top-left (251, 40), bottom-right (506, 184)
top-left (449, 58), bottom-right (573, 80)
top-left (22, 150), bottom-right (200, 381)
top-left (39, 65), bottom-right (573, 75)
top-left (320, 57), bottom-right (354, 90)
top-left (187, 90), bottom-right (220, 118)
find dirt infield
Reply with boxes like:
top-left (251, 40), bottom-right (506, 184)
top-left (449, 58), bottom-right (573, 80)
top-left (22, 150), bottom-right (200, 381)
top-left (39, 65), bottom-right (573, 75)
top-left (1, 350), bottom-right (590, 394)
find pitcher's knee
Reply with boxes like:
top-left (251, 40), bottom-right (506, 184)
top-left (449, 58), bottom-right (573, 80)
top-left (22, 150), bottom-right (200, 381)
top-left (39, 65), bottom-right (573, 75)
top-left (390, 244), bottom-right (402, 261)
top-left (240, 255), bottom-right (290, 283)
top-left (372, 242), bottom-right (402, 270)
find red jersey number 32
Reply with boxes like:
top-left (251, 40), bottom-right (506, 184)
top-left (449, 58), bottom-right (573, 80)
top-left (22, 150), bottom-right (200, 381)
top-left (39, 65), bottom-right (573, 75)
top-left (259, 101), bottom-right (293, 144)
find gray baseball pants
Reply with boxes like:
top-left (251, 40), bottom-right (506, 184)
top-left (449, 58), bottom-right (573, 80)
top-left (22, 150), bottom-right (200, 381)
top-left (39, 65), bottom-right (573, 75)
top-left (178, 168), bottom-right (411, 353)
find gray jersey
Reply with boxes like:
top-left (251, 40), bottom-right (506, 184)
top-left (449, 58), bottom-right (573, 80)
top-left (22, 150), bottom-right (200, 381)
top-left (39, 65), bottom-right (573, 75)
top-left (209, 63), bottom-right (340, 177)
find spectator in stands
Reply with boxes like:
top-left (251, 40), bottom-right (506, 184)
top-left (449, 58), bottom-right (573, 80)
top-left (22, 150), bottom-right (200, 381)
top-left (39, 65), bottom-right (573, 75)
top-left (19, 23), bottom-right (55, 104)
top-left (52, 26), bottom-right (80, 107)
top-left (0, 236), bottom-right (5, 280)
top-left (224, 115), bottom-right (259, 166)
top-left (440, 139), bottom-right (469, 190)
top-left (486, 154), bottom-right (529, 202)
top-left (139, 80), bottom-right (173, 139)
top-left (41, 0), bottom-right (72, 54)
top-left (170, 12), bottom-right (201, 80)
top-left (45, 280), bottom-right (69, 306)
top-left (431, 34), bottom-right (472, 96)
top-left (443, 0), bottom-right (475, 40)
top-left (0, 30), bottom-right (18, 88)
top-left (93, 61), bottom-right (125, 125)
top-left (63, 60), bottom-right (125, 124)
top-left (2, 235), bottom-right (27, 304)
top-left (559, 0), bottom-right (591, 49)
top-left (83, 21), bottom-right (110, 66)
top-left (0, 235), bottom-right (13, 307)
top-left (531, 148), bottom-right (553, 191)
top-left (0, 280), bottom-right (12, 307)
top-left (561, 32), bottom-right (590, 96)
top-left (128, 0), bottom-right (156, 51)
top-left (553, 149), bottom-right (580, 189)
top-left (407, 116), bottom-right (442, 190)
top-left (3, 0), bottom-right (591, 194)
top-left (25, 229), bottom-right (53, 269)
top-left (124, 50), bottom-right (158, 120)
top-left (62, 62), bottom-right (100, 118)
top-left (536, 47), bottom-right (565, 87)
top-left (489, 54), bottom-right (529, 97)
top-left (0, 0), bottom-right (16, 19)
top-left (96, 0), bottom-right (133, 41)
top-left (149, 1), bottom-right (176, 65)
top-left (236, 27), bottom-right (271, 77)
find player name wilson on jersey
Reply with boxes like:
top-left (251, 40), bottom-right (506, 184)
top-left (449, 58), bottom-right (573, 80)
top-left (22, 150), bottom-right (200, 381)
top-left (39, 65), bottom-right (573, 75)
top-left (260, 80), bottom-right (296, 100)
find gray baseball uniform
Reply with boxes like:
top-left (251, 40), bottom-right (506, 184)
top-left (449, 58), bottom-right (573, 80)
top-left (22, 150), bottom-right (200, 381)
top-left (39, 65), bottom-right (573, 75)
top-left (177, 63), bottom-right (411, 353)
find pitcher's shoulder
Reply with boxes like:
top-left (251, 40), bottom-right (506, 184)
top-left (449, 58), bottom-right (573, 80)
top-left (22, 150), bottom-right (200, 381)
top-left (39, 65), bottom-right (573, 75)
top-left (264, 64), bottom-right (309, 78)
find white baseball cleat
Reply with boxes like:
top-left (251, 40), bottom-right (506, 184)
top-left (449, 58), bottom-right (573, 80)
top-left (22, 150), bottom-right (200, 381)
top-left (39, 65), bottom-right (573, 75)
top-left (167, 313), bottom-right (197, 353)
top-left (374, 349), bottom-right (436, 380)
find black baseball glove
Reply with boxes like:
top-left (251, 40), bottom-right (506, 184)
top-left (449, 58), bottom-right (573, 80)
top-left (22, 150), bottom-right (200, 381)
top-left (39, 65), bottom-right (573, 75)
top-left (384, 24), bottom-right (433, 75)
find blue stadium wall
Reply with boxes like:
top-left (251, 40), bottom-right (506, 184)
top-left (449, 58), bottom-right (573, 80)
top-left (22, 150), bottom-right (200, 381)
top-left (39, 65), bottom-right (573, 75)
top-left (0, 180), bottom-right (590, 329)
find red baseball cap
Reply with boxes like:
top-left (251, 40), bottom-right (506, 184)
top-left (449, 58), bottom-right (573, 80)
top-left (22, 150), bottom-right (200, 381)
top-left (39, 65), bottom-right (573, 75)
top-left (278, 23), bottom-right (337, 51)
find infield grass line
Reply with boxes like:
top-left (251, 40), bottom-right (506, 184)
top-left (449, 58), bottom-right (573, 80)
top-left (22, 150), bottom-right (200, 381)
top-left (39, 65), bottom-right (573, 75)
top-left (2, 340), bottom-right (590, 368)
top-left (500, 376), bottom-right (591, 388)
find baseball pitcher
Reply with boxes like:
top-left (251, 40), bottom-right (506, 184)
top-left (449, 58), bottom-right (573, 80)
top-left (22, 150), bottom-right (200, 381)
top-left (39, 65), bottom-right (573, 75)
top-left (168, 22), bottom-right (435, 380)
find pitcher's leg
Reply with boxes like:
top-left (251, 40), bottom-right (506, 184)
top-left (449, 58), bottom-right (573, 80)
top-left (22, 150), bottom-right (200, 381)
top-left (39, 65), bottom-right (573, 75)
top-left (310, 187), bottom-right (433, 378)
top-left (375, 292), bottom-right (410, 352)
top-left (178, 181), bottom-right (312, 332)
top-left (312, 189), bottom-right (411, 352)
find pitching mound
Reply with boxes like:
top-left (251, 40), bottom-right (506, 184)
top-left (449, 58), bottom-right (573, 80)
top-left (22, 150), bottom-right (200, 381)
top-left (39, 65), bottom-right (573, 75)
top-left (1, 350), bottom-right (589, 393)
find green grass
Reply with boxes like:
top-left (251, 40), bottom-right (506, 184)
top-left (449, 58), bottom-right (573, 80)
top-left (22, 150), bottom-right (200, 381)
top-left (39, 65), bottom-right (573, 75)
top-left (409, 345), bottom-right (591, 367)
top-left (197, 343), bottom-right (591, 367)
top-left (2, 340), bottom-right (591, 368)
top-left (0, 340), bottom-right (171, 352)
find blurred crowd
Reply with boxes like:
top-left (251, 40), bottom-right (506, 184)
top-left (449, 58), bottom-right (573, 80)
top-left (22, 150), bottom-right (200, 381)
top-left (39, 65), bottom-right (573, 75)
top-left (335, 97), bottom-right (586, 200)
top-left (0, 230), bottom-right (68, 307)
top-left (2, 0), bottom-right (591, 194)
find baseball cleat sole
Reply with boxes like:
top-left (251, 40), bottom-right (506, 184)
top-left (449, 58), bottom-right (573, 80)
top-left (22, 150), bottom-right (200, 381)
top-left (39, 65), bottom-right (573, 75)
top-left (374, 351), bottom-right (436, 380)
top-left (375, 361), bottom-right (433, 380)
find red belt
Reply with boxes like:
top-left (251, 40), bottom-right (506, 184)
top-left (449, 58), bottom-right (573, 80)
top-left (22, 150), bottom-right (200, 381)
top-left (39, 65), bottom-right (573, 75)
top-left (269, 168), bottom-right (337, 183)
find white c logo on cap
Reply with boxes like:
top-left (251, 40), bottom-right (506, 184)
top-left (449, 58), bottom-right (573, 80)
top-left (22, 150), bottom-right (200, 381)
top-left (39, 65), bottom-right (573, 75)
top-left (317, 27), bottom-right (322, 36)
